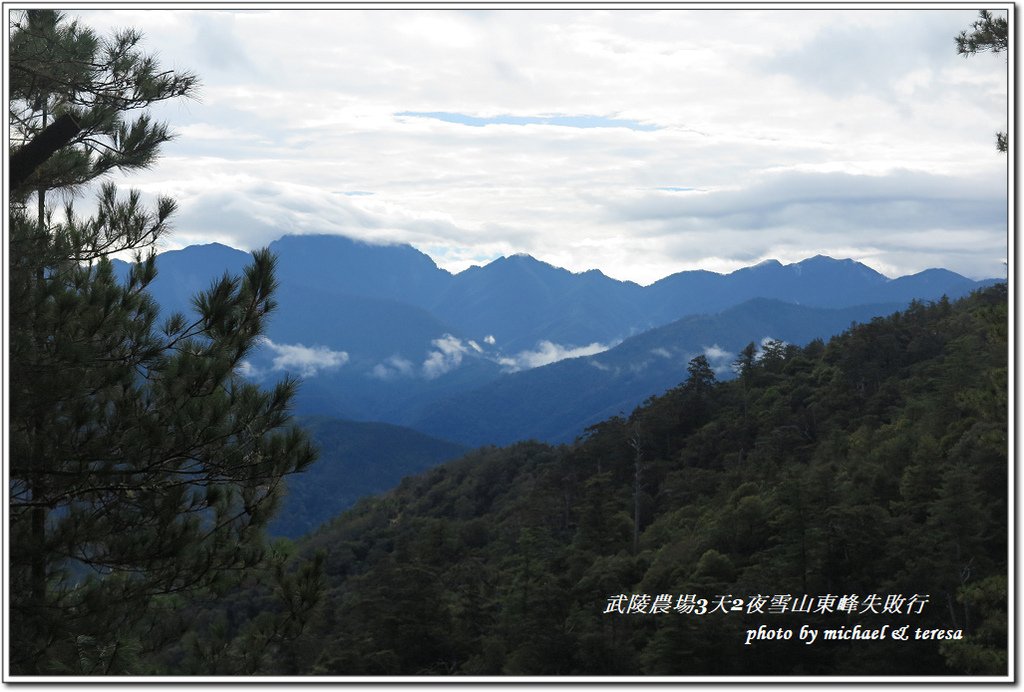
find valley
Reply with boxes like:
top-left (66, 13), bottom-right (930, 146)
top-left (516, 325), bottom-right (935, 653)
top-left (117, 233), bottom-right (1000, 536)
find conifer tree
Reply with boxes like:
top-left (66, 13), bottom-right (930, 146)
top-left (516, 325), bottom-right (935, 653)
top-left (8, 10), bottom-right (318, 674)
top-left (684, 354), bottom-right (715, 392)
top-left (955, 9), bottom-right (1010, 152)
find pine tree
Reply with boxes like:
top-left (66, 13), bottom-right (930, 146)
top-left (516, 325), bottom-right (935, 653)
top-left (8, 10), bottom-right (318, 674)
top-left (684, 354), bottom-right (716, 392)
top-left (9, 10), bottom-right (197, 196)
top-left (955, 9), bottom-right (1009, 152)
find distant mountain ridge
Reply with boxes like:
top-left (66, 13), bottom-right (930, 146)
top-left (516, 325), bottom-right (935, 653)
top-left (122, 234), bottom-right (998, 346)
top-left (113, 233), bottom-right (999, 446)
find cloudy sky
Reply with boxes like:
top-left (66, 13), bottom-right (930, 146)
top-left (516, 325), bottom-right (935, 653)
top-left (79, 6), bottom-right (1009, 285)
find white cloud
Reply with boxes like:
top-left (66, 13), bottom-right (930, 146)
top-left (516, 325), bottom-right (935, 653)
top-left (703, 345), bottom-right (731, 361)
top-left (498, 340), bottom-right (615, 372)
top-left (236, 359), bottom-right (262, 379)
top-left (79, 8), bottom-right (1006, 284)
top-left (371, 355), bottom-right (415, 380)
top-left (423, 334), bottom-right (470, 379)
top-left (262, 338), bottom-right (349, 378)
top-left (176, 123), bottom-right (264, 142)
top-left (702, 345), bottom-right (735, 375)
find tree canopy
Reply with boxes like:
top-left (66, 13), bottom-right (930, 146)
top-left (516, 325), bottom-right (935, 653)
top-left (8, 10), bottom-right (197, 197)
top-left (955, 9), bottom-right (1009, 57)
top-left (8, 10), bottom-right (319, 674)
top-left (955, 9), bottom-right (1010, 152)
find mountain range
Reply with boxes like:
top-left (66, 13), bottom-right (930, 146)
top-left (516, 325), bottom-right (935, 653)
top-left (115, 233), bottom-right (999, 447)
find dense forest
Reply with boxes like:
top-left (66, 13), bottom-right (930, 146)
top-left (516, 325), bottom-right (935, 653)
top-left (165, 285), bottom-right (1008, 676)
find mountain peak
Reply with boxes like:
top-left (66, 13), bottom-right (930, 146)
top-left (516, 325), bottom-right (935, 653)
top-left (486, 253), bottom-right (563, 274)
top-left (732, 259), bottom-right (782, 275)
top-left (504, 252), bottom-right (548, 266)
top-left (192, 241), bottom-right (237, 251)
top-left (262, 233), bottom-right (450, 307)
top-left (906, 267), bottom-right (962, 279)
top-left (271, 232), bottom-right (412, 254)
top-left (798, 254), bottom-right (840, 264)
top-left (790, 255), bottom-right (888, 282)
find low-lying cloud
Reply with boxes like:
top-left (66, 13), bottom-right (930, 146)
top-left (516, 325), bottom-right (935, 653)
top-left (371, 355), bottom-right (416, 380)
top-left (423, 334), bottom-right (471, 379)
top-left (263, 338), bottom-right (350, 377)
top-left (703, 344), bottom-right (735, 375)
top-left (375, 334), bottom-right (614, 381)
top-left (498, 340), bottom-right (615, 372)
top-left (238, 338), bottom-right (350, 379)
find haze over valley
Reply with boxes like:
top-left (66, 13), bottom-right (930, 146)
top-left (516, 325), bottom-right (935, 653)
top-left (116, 233), bottom-right (1000, 533)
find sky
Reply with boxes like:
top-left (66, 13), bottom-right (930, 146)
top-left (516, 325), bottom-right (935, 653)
top-left (73, 5), bottom-right (1010, 285)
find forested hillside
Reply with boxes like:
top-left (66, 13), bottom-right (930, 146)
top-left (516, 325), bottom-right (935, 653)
top-left (269, 417), bottom-right (468, 538)
top-left (174, 285), bottom-right (1008, 676)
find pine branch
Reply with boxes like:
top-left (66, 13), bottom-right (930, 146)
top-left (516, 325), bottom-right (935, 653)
top-left (9, 111), bottom-right (82, 193)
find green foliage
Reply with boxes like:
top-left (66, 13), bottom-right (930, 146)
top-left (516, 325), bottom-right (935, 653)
top-left (939, 575), bottom-right (1008, 675)
top-left (235, 286), bottom-right (1006, 676)
top-left (955, 10), bottom-right (1009, 57)
top-left (172, 549), bottom-right (326, 675)
top-left (9, 9), bottom-right (198, 198)
top-left (8, 10), bottom-right (319, 675)
top-left (954, 9), bottom-right (1009, 152)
